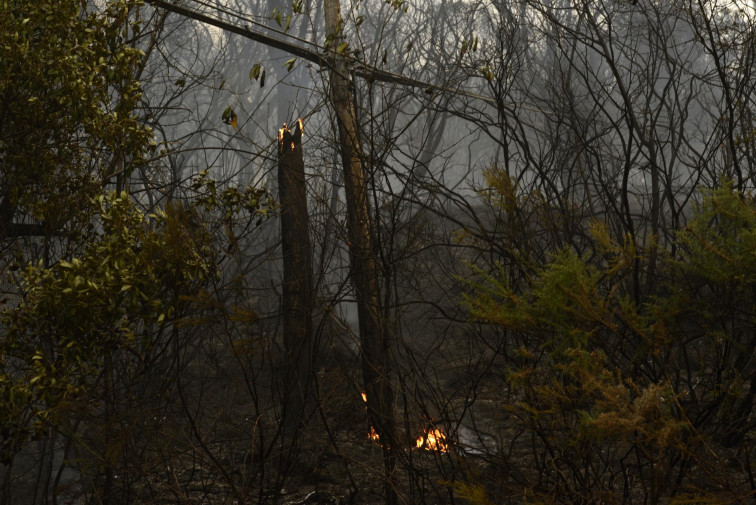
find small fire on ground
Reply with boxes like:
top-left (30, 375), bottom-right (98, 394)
top-left (416, 426), bottom-right (448, 452)
top-left (361, 392), bottom-right (449, 452)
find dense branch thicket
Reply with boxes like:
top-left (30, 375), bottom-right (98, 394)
top-left (1, 0), bottom-right (755, 504)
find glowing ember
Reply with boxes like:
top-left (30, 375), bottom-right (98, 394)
top-left (416, 426), bottom-right (448, 452)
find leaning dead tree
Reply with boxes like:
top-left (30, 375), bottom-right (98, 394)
top-left (323, 1), bottom-right (397, 505)
top-left (277, 119), bottom-right (315, 446)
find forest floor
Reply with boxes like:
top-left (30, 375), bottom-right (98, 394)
top-left (256, 358), bottom-right (500, 505)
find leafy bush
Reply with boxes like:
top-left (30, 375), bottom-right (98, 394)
top-left (464, 184), bottom-right (756, 505)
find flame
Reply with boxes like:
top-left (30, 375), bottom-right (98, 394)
top-left (361, 392), bottom-right (382, 443)
top-left (416, 426), bottom-right (448, 452)
top-left (362, 392), bottom-right (449, 451)
top-left (278, 119), bottom-right (303, 152)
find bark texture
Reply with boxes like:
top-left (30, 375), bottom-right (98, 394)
top-left (277, 120), bottom-right (315, 442)
top-left (322, 3), bottom-right (397, 504)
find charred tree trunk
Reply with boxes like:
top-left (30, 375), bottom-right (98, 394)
top-left (277, 120), bottom-right (315, 448)
top-left (323, 3), bottom-right (397, 505)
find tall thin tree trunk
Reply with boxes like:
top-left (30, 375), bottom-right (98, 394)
top-left (322, 2), bottom-right (397, 504)
top-left (277, 120), bottom-right (315, 450)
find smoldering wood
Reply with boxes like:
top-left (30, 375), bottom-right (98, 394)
top-left (277, 120), bottom-right (315, 443)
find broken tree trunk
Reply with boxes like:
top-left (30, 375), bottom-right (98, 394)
top-left (322, 2), bottom-right (397, 505)
top-left (277, 119), bottom-right (315, 449)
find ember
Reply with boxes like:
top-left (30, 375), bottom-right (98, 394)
top-left (416, 426), bottom-right (448, 452)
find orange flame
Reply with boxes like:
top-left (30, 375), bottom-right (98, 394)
top-left (278, 127), bottom-right (285, 151)
top-left (368, 426), bottom-right (380, 442)
top-left (278, 119), bottom-right (303, 152)
top-left (361, 392), bottom-right (382, 443)
top-left (416, 426), bottom-right (448, 452)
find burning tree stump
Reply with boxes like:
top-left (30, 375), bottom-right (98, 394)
top-left (277, 119), bottom-right (315, 448)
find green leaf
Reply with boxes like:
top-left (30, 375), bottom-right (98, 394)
top-left (284, 58), bottom-right (296, 71)
top-left (222, 105), bottom-right (234, 121)
top-left (249, 63), bottom-right (262, 81)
